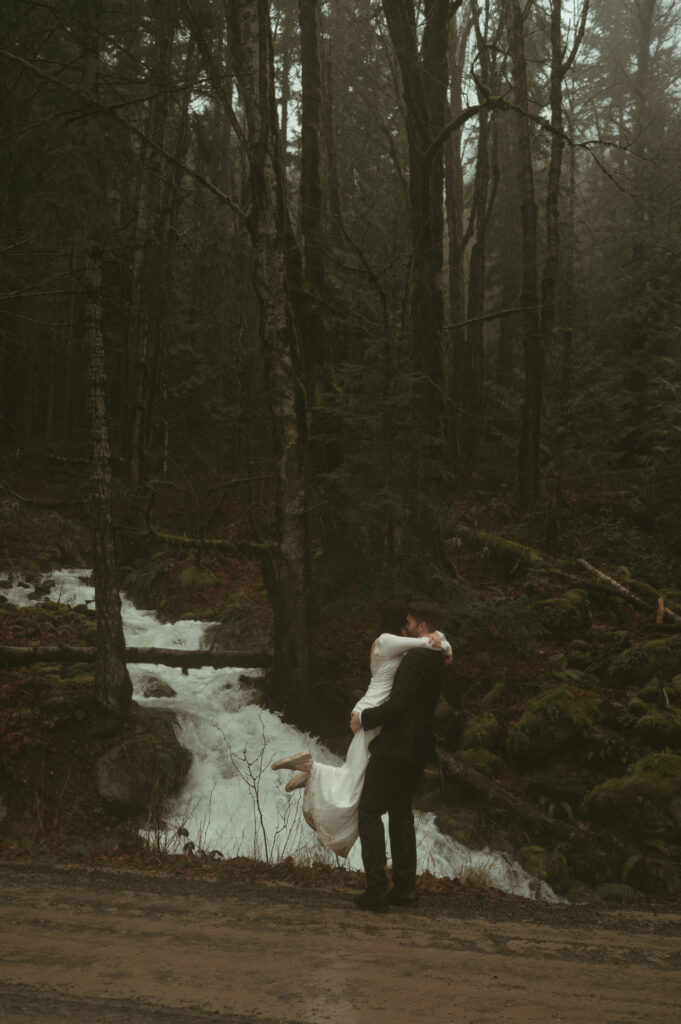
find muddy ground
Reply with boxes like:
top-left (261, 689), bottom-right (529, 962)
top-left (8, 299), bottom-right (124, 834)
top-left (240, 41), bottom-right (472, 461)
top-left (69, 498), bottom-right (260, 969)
top-left (1, 860), bottom-right (679, 1023)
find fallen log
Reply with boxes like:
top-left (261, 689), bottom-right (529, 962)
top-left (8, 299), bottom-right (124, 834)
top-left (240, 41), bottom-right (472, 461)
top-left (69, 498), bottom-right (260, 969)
top-left (577, 559), bottom-right (681, 627)
top-left (0, 646), bottom-right (272, 669)
top-left (439, 755), bottom-right (582, 839)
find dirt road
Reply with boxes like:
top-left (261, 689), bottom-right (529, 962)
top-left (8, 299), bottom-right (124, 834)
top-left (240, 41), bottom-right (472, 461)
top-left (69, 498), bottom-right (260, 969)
top-left (0, 861), bottom-right (679, 1024)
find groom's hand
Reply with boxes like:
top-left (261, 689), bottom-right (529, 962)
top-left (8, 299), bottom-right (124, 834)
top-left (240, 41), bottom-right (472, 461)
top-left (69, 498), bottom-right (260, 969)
top-left (350, 711), bottom-right (362, 734)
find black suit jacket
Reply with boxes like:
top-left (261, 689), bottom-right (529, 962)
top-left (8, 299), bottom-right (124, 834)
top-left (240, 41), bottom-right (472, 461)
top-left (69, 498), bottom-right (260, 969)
top-left (360, 647), bottom-right (445, 765)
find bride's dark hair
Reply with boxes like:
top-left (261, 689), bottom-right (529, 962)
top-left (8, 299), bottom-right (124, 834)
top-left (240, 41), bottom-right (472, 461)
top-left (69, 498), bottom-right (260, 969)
top-left (379, 600), bottom-right (408, 636)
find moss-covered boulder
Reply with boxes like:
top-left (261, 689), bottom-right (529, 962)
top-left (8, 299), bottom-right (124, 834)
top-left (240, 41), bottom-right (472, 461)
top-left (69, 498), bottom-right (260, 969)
top-left (515, 844), bottom-right (569, 886)
top-left (583, 753), bottom-right (681, 830)
top-left (593, 883), bottom-right (638, 904)
top-left (623, 680), bottom-right (681, 747)
top-left (453, 748), bottom-right (503, 778)
top-left (459, 712), bottom-right (500, 751)
top-left (506, 686), bottom-right (602, 764)
top-left (524, 767), bottom-right (591, 815)
top-left (535, 589), bottom-right (592, 641)
top-left (622, 854), bottom-right (681, 896)
top-left (95, 706), bottom-right (191, 817)
top-left (433, 808), bottom-right (483, 848)
top-left (433, 699), bottom-right (463, 748)
top-left (605, 637), bottom-right (681, 690)
top-left (179, 565), bottom-right (218, 591)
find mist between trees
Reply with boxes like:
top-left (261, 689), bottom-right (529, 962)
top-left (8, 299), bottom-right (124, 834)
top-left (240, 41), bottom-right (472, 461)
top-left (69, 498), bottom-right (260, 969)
top-left (1, 1), bottom-right (680, 714)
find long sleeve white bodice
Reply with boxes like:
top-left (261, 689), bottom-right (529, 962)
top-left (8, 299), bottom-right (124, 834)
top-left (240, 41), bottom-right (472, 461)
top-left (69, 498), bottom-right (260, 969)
top-left (352, 631), bottom-right (452, 715)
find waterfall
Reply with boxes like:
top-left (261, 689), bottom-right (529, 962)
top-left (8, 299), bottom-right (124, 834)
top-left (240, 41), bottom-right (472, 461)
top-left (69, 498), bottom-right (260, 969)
top-left (1, 568), bottom-right (562, 901)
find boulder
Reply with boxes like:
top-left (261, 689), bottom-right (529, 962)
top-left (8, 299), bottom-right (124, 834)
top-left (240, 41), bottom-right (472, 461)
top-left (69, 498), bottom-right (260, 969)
top-left (535, 589), bottom-right (592, 641)
top-left (622, 854), bottom-right (681, 896)
top-left (506, 686), bottom-right (602, 764)
top-left (583, 753), bottom-right (681, 831)
top-left (179, 566), bottom-right (218, 591)
top-left (605, 636), bottom-right (681, 690)
top-left (593, 883), bottom-right (638, 904)
top-left (95, 706), bottom-right (191, 817)
top-left (433, 699), bottom-right (463, 748)
top-left (138, 675), bottom-right (177, 699)
top-left (459, 713), bottom-right (500, 751)
top-left (453, 748), bottom-right (502, 778)
top-left (515, 844), bottom-right (569, 886)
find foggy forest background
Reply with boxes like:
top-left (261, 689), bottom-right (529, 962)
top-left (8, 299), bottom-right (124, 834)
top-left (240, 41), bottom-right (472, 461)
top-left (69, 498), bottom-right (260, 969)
top-left (1, 0), bottom-right (680, 710)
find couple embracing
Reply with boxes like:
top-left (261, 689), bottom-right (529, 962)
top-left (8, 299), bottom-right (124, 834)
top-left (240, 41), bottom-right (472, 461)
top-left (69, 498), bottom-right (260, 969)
top-left (273, 600), bottom-right (451, 913)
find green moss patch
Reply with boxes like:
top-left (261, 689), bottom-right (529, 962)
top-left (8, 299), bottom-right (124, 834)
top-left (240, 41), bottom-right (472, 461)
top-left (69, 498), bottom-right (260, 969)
top-left (459, 713), bottom-right (500, 751)
top-left (515, 844), bottom-right (569, 886)
top-left (535, 589), bottom-right (592, 641)
top-left (583, 753), bottom-right (681, 828)
top-left (606, 637), bottom-right (681, 689)
top-left (179, 566), bottom-right (218, 591)
top-left (506, 686), bottom-right (602, 764)
top-left (454, 748), bottom-right (502, 777)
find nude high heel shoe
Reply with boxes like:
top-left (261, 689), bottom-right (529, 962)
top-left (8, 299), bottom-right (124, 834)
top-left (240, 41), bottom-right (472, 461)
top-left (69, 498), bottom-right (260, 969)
top-left (285, 771), bottom-right (309, 792)
top-left (271, 749), bottom-right (312, 772)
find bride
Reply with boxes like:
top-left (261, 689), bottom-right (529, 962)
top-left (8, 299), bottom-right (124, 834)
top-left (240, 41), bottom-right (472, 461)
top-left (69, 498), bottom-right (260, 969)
top-left (272, 601), bottom-right (452, 857)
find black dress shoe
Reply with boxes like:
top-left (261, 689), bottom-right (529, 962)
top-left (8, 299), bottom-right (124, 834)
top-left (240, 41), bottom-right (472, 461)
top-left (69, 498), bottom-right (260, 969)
top-left (387, 889), bottom-right (419, 907)
top-left (353, 891), bottom-right (389, 913)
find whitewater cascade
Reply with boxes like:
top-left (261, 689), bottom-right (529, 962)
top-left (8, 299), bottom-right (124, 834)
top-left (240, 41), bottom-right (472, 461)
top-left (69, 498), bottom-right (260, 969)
top-left (2, 569), bottom-right (561, 901)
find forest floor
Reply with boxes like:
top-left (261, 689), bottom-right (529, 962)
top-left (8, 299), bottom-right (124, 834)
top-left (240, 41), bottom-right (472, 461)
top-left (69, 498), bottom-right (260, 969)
top-left (1, 858), bottom-right (680, 1024)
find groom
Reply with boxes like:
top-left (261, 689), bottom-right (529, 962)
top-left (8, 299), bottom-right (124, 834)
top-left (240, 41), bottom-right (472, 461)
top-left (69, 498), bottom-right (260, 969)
top-left (350, 600), bottom-right (447, 912)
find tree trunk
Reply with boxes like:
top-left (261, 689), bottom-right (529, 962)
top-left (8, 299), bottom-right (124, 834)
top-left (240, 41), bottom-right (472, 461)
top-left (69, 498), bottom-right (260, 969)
top-left (298, 0), bottom-right (333, 402)
top-left (81, 15), bottom-right (132, 715)
top-left (539, 0), bottom-right (565, 372)
top-left (129, 6), bottom-right (176, 486)
top-left (382, 0), bottom-right (450, 572)
top-left (232, 0), bottom-right (310, 722)
top-left (444, 12), bottom-right (469, 465)
top-left (505, 0), bottom-right (541, 511)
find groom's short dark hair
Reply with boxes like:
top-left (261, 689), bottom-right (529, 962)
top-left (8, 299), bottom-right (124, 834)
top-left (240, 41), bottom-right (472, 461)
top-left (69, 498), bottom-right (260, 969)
top-left (407, 600), bottom-right (442, 631)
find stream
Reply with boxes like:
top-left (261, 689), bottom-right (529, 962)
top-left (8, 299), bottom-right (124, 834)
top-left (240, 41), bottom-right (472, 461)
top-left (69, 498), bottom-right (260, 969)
top-left (2, 568), bottom-right (561, 901)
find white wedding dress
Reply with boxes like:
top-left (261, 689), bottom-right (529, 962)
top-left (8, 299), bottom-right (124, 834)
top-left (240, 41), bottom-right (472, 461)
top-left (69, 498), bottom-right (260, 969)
top-left (302, 631), bottom-right (451, 857)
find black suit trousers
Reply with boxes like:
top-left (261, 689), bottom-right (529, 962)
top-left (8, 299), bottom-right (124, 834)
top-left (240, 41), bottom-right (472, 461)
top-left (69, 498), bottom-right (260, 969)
top-left (357, 754), bottom-right (424, 895)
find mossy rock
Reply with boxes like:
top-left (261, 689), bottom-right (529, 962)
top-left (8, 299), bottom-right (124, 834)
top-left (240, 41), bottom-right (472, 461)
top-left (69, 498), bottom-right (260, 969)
top-left (64, 662), bottom-right (95, 680)
top-left (453, 748), bottom-right (502, 778)
top-left (433, 699), bottom-right (463, 747)
top-left (515, 844), bottom-right (569, 885)
top-left (524, 767), bottom-right (591, 813)
top-left (67, 673), bottom-right (94, 689)
top-left (95, 706), bottom-right (191, 817)
top-left (535, 589), bottom-right (592, 641)
top-left (583, 753), bottom-right (681, 828)
top-left (433, 808), bottom-right (482, 848)
top-left (623, 680), bottom-right (681, 746)
top-left (634, 707), bottom-right (681, 747)
top-left (459, 713), bottom-right (500, 751)
top-left (506, 686), bottom-right (602, 765)
top-left (593, 883), bottom-right (638, 904)
top-left (179, 566), bottom-right (218, 591)
top-left (605, 637), bottom-right (681, 689)
top-left (622, 853), bottom-right (681, 896)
